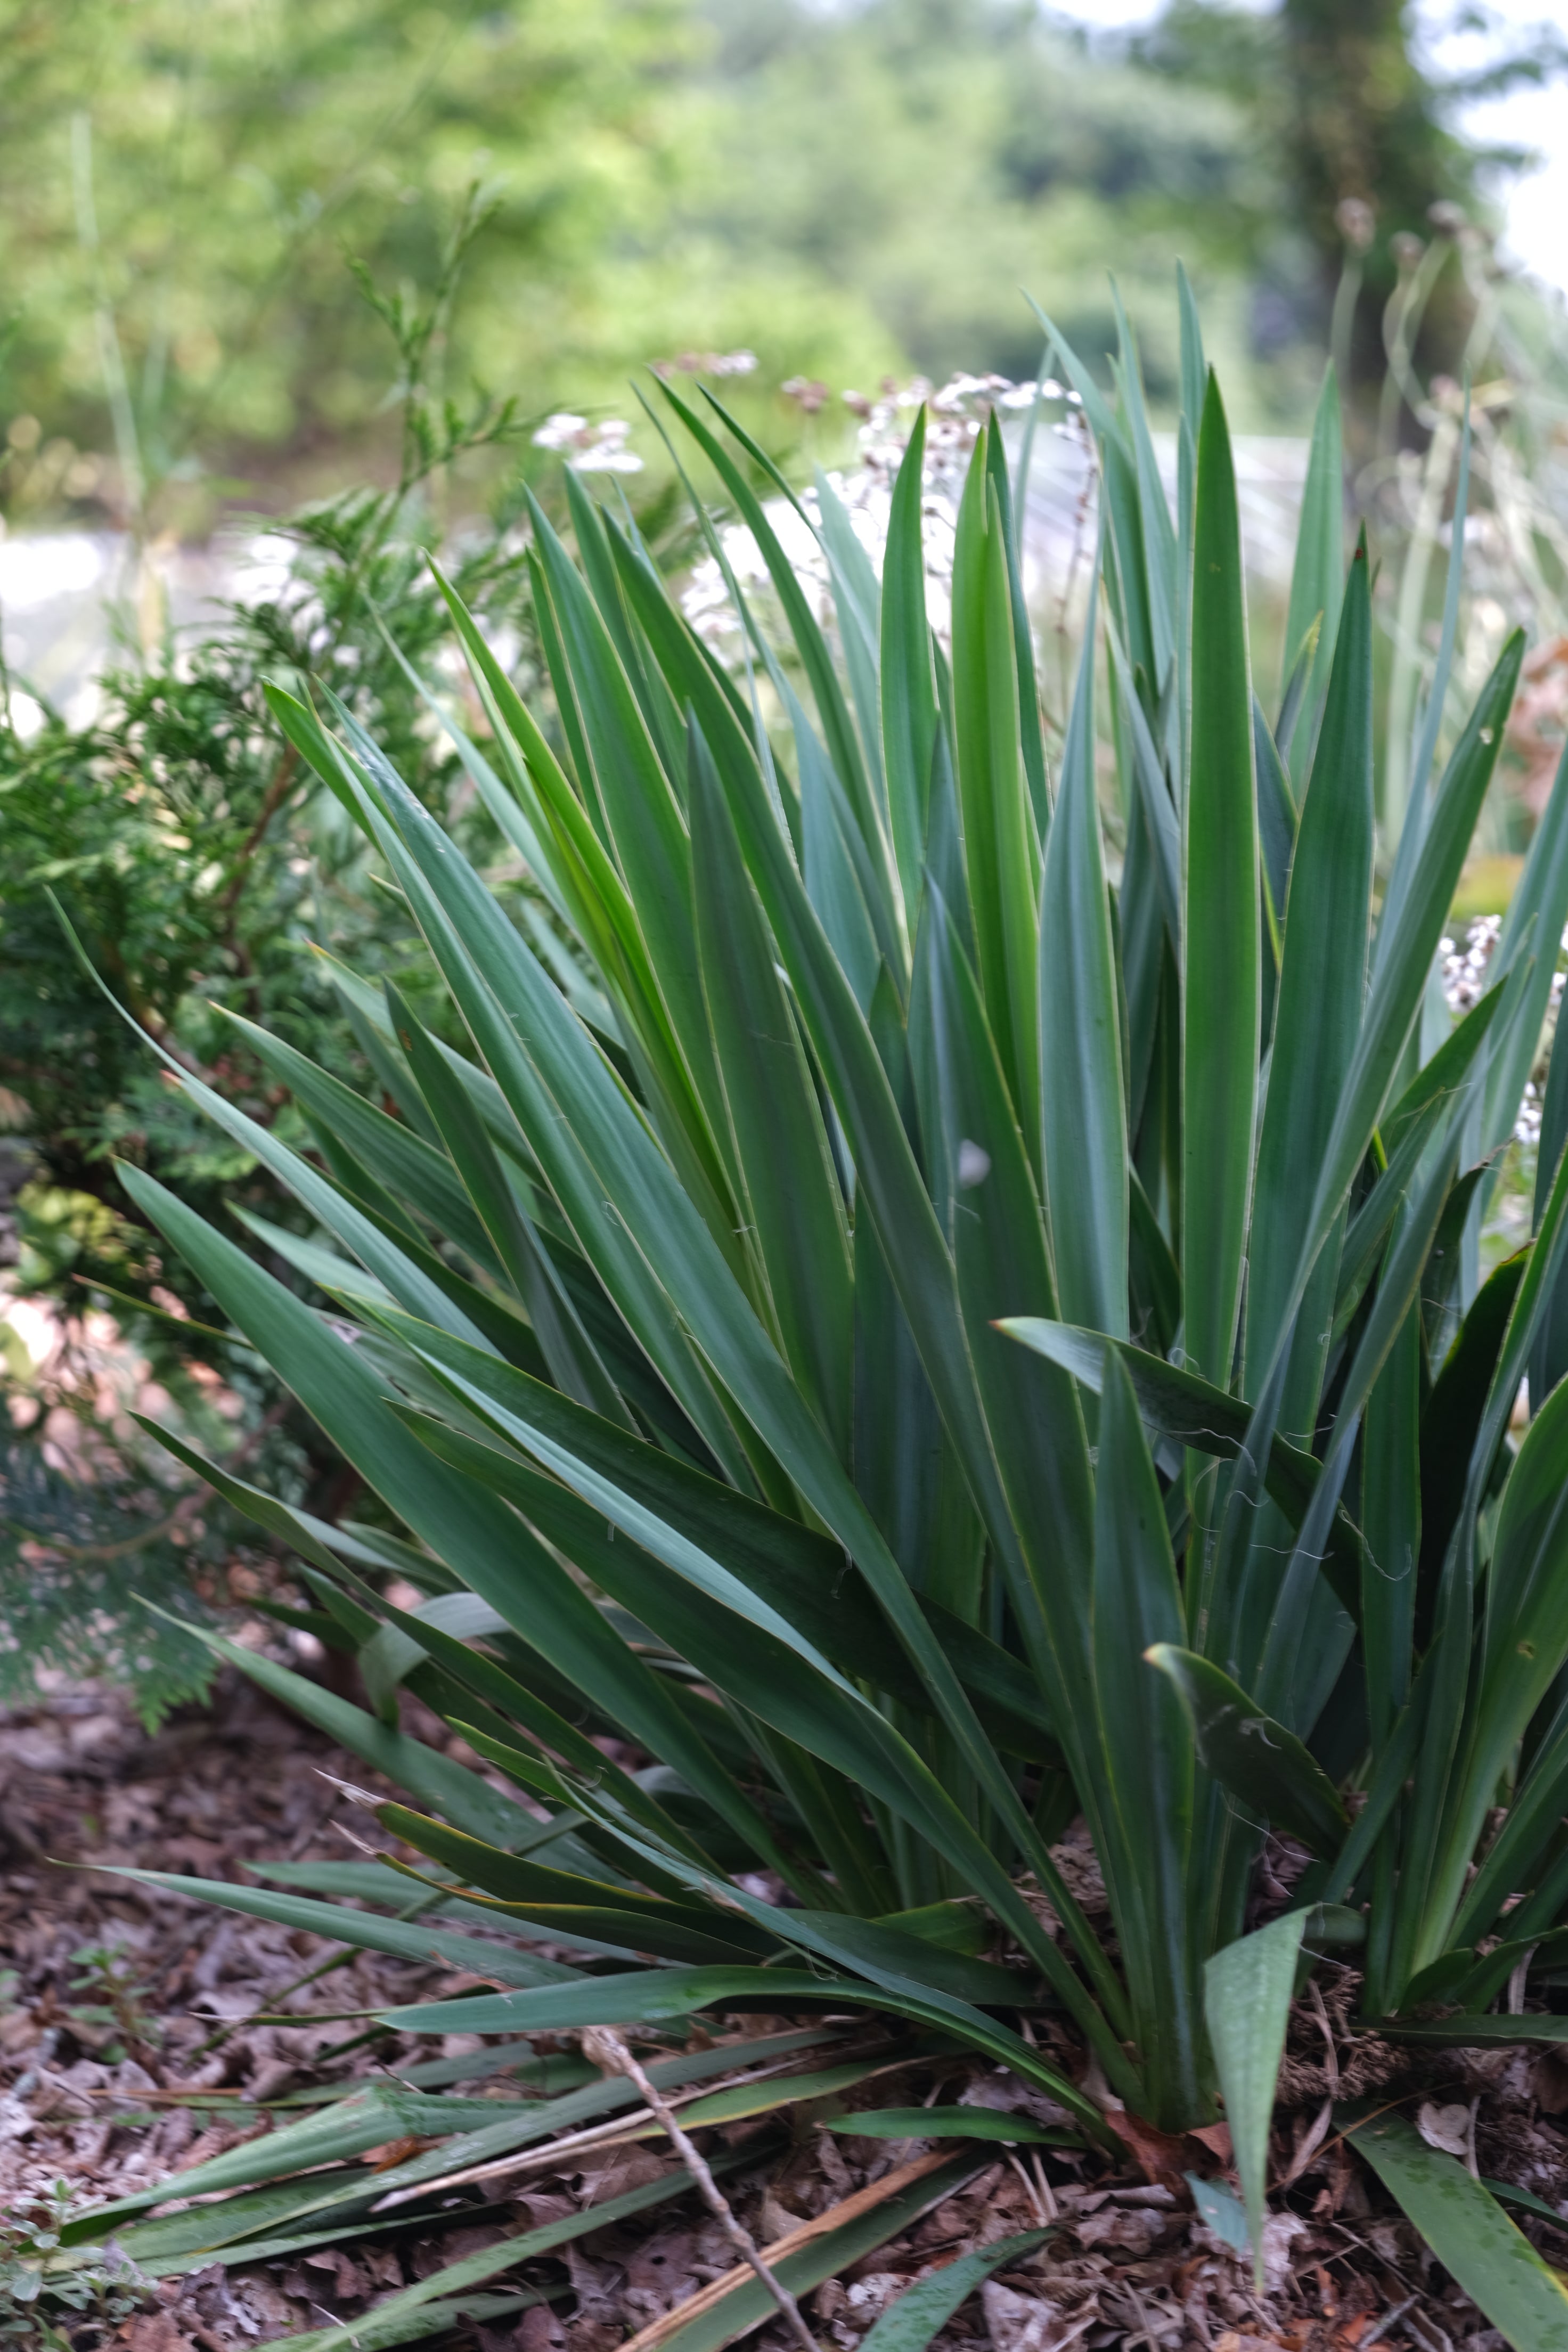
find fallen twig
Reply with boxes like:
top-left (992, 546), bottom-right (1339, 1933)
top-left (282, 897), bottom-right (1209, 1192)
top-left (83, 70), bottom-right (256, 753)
top-left (615, 2144), bottom-right (962, 2352)
top-left (582, 2023), bottom-right (821, 2352)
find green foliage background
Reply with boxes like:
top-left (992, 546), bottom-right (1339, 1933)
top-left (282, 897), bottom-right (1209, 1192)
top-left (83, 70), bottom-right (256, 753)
top-left (0, 0), bottom-right (1493, 528)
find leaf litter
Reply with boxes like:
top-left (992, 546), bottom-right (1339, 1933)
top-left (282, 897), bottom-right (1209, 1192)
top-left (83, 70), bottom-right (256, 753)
top-left (4, 1668), bottom-right (1568, 2352)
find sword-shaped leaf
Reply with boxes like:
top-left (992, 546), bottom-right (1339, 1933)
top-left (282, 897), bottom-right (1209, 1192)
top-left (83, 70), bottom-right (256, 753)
top-left (1183, 372), bottom-right (1259, 1390)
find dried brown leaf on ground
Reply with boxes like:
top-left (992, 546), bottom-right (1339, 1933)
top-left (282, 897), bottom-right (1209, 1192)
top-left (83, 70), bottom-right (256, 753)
top-left (6, 1678), bottom-right (1568, 2352)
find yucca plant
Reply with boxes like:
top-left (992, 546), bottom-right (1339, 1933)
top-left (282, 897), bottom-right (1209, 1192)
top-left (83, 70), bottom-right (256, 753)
top-left (57, 282), bottom-right (1568, 2333)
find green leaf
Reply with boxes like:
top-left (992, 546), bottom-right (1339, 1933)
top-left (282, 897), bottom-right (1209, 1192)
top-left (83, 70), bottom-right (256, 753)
top-left (142, 1615), bottom-right (548, 1853)
top-left (854, 2230), bottom-right (1051, 2352)
top-left (675, 2056), bottom-right (916, 2130)
top-left (96, 1864), bottom-right (577, 1995)
top-left (364, 1305), bottom-right (1053, 1760)
top-left (984, 419), bottom-right (1050, 835)
top-left (1361, 1303), bottom-right (1423, 1773)
top-left (658, 379), bottom-right (886, 871)
top-left (1183, 370), bottom-right (1259, 1388)
top-left (826, 2110), bottom-right (1075, 2145)
top-left (1485, 2179), bottom-right (1568, 2231)
top-left (1345, 2110), bottom-right (1568, 2347)
top-left (1091, 1350), bottom-right (1196, 2119)
top-left (1292, 628), bottom-right (1525, 1355)
top-left (375, 1973), bottom-right (1107, 2136)
top-left (1204, 1908), bottom-right (1310, 2288)
top-left (1186, 2171), bottom-right (1251, 2258)
top-left (1426, 1371), bottom-right (1568, 1937)
top-left (1040, 573), bottom-right (1128, 1338)
top-left (815, 463), bottom-right (888, 817)
top-left (1482, 739), bottom-right (1568, 1167)
top-left (1244, 539), bottom-right (1373, 1418)
top-left (997, 1321), bottom-right (1317, 1522)
top-left (222, 1010), bottom-right (500, 1275)
top-left (268, 2289), bottom-right (551, 2352)
top-left (1281, 367), bottom-right (1344, 782)
top-left (75, 2078), bottom-right (529, 2225)
top-left (1251, 693), bottom-right (1296, 948)
top-left (1110, 286), bottom-right (1178, 709)
top-left (688, 720), bottom-right (854, 1449)
top-left (521, 497), bottom-right (736, 1218)
top-left (951, 435), bottom-right (1041, 1142)
top-left (250, 2141), bottom-right (764, 2352)
top-left (880, 407), bottom-right (938, 912)
top-left (1147, 1647), bottom-right (1347, 1858)
top-left (1106, 616), bottom-right (1182, 944)
top-left (1381, 2016), bottom-right (1568, 2047)
top-left (386, 986), bottom-right (632, 1426)
top-left (122, 1172), bottom-right (789, 1876)
top-left (1407, 1256), bottom-right (1529, 1755)
top-left (95, 2034), bottom-right (820, 2263)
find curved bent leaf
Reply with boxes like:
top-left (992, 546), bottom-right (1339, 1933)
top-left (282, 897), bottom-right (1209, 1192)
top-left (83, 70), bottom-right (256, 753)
top-left (1147, 1647), bottom-right (1348, 1859)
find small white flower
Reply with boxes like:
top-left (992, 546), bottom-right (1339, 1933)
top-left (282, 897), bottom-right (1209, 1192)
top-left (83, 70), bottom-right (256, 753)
top-left (532, 412), bottom-right (589, 451)
top-left (571, 444), bottom-right (644, 474)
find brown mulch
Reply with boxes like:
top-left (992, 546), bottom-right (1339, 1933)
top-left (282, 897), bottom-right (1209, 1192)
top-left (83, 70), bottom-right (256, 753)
top-left (4, 1671), bottom-right (1568, 2352)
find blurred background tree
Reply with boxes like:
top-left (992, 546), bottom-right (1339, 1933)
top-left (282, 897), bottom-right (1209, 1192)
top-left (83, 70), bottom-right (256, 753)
top-left (1138, 0), bottom-right (1566, 437)
top-left (0, 0), bottom-right (708, 522)
top-left (4, 0), bottom-right (1507, 534)
top-left (668, 0), bottom-right (1293, 416)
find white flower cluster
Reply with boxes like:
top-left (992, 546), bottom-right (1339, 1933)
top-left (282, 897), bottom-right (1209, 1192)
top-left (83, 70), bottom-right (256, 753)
top-left (679, 369), bottom-right (1083, 655)
top-left (1437, 914), bottom-right (1568, 1146)
top-left (652, 350), bottom-right (759, 381)
top-left (1438, 913), bottom-right (1504, 1017)
top-left (530, 414), bottom-right (643, 474)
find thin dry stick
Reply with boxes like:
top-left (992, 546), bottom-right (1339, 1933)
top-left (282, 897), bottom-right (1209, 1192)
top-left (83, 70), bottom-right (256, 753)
top-left (1005, 2151), bottom-right (1051, 2228)
top-left (618, 2149), bottom-right (957, 2352)
top-left (1306, 1977), bottom-right (1341, 2099)
top-left (582, 2026), bottom-right (821, 2352)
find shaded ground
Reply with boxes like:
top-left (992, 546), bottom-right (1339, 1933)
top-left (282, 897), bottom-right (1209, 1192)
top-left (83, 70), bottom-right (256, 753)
top-left (2, 1671), bottom-right (1565, 2352)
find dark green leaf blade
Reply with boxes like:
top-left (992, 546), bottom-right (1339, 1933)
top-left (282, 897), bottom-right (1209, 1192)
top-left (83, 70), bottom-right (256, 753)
top-left (1041, 576), bottom-right (1128, 1337)
top-left (1146, 1646), bottom-right (1348, 1859)
top-left (1183, 370), bottom-right (1260, 1389)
